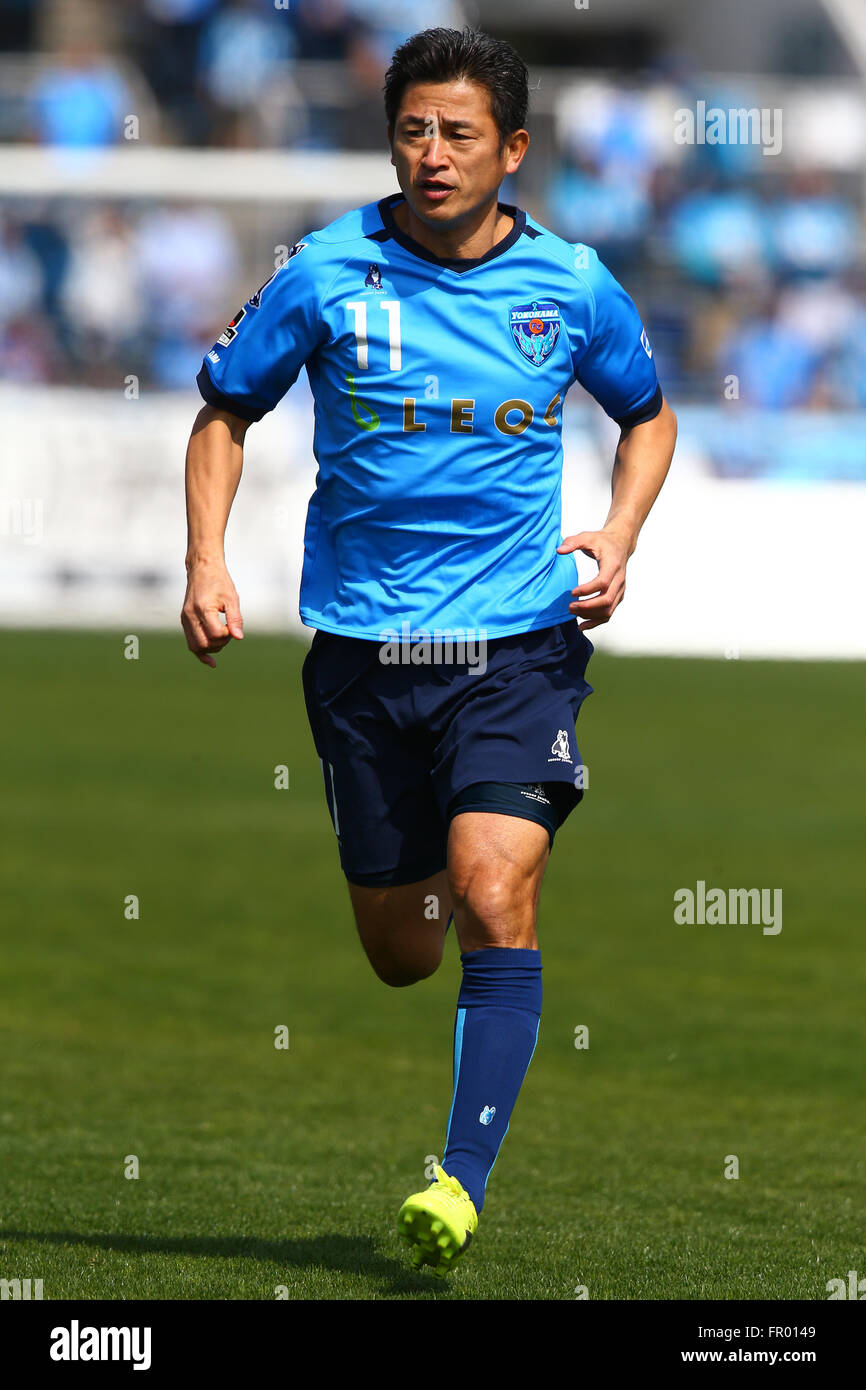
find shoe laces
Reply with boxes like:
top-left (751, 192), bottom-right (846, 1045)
top-left (431, 1165), bottom-right (472, 1208)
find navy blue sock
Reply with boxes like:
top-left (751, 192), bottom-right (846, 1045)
top-left (441, 947), bottom-right (542, 1214)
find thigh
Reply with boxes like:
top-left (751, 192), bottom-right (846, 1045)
top-left (303, 630), bottom-right (448, 885)
top-left (447, 779), bottom-right (572, 852)
top-left (429, 620), bottom-right (594, 829)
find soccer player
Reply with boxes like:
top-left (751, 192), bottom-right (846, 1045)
top-left (182, 27), bottom-right (676, 1276)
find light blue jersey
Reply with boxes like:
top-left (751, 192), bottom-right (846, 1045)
top-left (197, 193), bottom-right (662, 640)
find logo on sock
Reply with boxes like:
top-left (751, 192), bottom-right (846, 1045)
top-left (478, 1105), bottom-right (496, 1126)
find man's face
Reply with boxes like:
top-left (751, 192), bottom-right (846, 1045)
top-left (389, 79), bottom-right (527, 228)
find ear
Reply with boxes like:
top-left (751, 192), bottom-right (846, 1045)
top-left (505, 128), bottom-right (530, 176)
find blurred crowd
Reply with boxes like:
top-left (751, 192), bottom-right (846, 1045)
top-left (0, 0), bottom-right (864, 406)
top-left (1, 0), bottom-right (466, 149)
top-left (549, 85), bottom-right (866, 409)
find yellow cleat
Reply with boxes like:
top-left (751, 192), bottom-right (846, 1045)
top-left (397, 1165), bottom-right (478, 1277)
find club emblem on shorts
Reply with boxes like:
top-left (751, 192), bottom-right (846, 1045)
top-left (364, 263), bottom-right (385, 292)
top-left (479, 1105), bottom-right (496, 1126)
top-left (549, 729), bottom-right (572, 762)
top-left (509, 299), bottom-right (561, 366)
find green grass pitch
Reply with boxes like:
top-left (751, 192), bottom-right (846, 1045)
top-left (1, 630), bottom-right (863, 1300)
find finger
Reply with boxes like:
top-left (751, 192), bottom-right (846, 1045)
top-left (570, 578), bottom-right (624, 612)
top-left (182, 607), bottom-right (213, 648)
top-left (570, 590), bottom-right (623, 616)
top-left (578, 615), bottom-right (609, 631)
top-left (572, 563), bottom-right (621, 598)
top-left (556, 531), bottom-right (598, 556)
top-left (572, 576), bottom-right (608, 599)
top-left (181, 610), bottom-right (205, 652)
top-left (577, 582), bottom-right (625, 627)
top-left (224, 597), bottom-right (244, 641)
top-left (198, 608), bottom-right (231, 644)
top-left (183, 611), bottom-right (222, 663)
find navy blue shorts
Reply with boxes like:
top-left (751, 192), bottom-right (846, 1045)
top-left (301, 620), bottom-right (593, 886)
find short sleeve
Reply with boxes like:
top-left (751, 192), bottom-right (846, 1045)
top-left (572, 248), bottom-right (662, 428)
top-left (196, 240), bottom-right (325, 423)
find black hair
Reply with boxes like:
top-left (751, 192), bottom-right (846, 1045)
top-left (384, 27), bottom-right (529, 148)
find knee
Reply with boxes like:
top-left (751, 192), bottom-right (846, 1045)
top-left (361, 929), bottom-right (444, 987)
top-left (371, 953), bottom-right (441, 988)
top-left (450, 864), bottom-right (537, 948)
top-left (451, 864), bottom-right (523, 928)
top-left (349, 873), bottom-right (449, 987)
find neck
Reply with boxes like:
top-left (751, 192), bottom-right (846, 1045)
top-left (392, 193), bottom-right (513, 261)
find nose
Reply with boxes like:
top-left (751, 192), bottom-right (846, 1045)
top-left (420, 129), bottom-right (449, 167)
top-left (421, 150), bottom-right (449, 180)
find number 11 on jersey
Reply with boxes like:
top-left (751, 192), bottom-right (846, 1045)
top-left (346, 301), bottom-right (402, 371)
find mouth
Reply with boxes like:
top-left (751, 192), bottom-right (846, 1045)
top-left (417, 179), bottom-right (455, 203)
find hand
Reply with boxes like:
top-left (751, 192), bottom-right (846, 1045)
top-left (181, 561), bottom-right (244, 667)
top-left (557, 526), bottom-right (633, 631)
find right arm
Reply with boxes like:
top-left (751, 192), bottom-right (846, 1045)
top-left (181, 404), bottom-right (250, 668)
top-left (183, 236), bottom-right (321, 664)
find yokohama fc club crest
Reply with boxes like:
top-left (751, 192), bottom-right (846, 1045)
top-left (509, 299), bottom-right (561, 366)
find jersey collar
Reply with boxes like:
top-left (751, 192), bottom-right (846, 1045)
top-left (374, 192), bottom-right (527, 273)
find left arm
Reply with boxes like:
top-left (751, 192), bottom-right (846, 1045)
top-left (557, 396), bottom-right (677, 630)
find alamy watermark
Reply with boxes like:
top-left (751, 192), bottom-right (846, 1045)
top-left (674, 101), bottom-right (782, 157)
top-left (0, 497), bottom-right (43, 545)
top-left (827, 1270), bottom-right (866, 1299)
top-left (49, 1322), bottom-right (151, 1370)
top-left (1, 1277), bottom-right (43, 1299)
top-left (379, 623), bottom-right (488, 674)
top-left (674, 880), bottom-right (782, 935)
